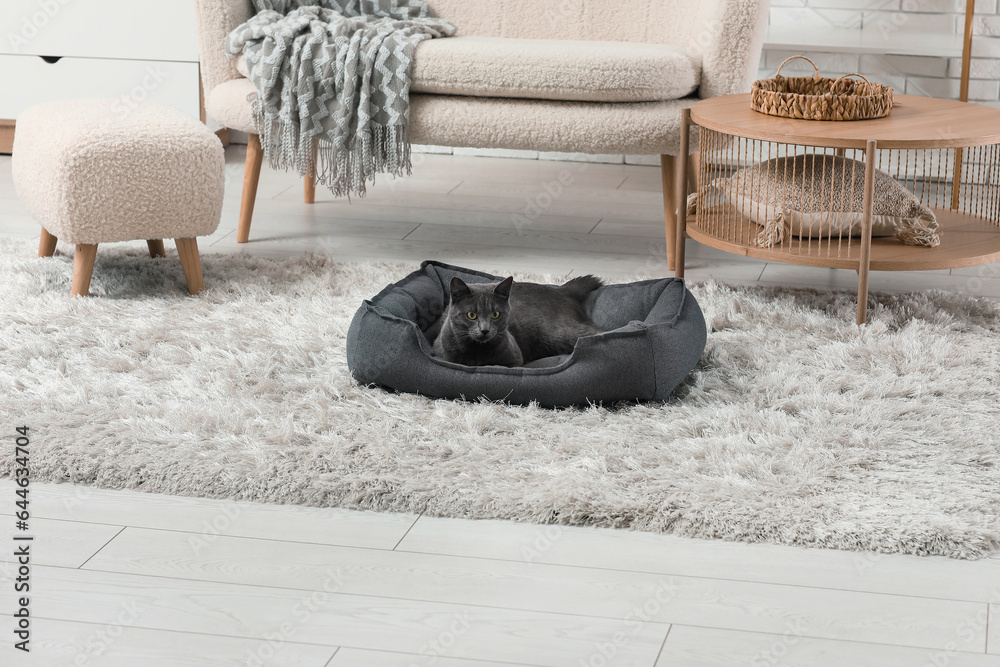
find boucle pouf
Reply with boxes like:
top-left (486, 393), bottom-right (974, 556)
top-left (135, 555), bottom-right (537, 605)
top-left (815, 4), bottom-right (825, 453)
top-left (12, 99), bottom-right (225, 296)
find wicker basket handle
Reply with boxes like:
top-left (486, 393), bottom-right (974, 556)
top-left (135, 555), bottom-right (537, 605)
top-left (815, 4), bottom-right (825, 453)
top-left (832, 73), bottom-right (874, 95)
top-left (774, 55), bottom-right (820, 79)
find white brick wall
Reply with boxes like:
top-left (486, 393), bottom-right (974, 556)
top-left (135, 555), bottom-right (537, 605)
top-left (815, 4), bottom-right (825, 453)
top-left (761, 0), bottom-right (1000, 108)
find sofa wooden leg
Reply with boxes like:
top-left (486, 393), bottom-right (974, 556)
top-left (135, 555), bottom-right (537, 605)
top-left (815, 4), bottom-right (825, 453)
top-left (175, 238), bottom-right (204, 295)
top-left (38, 228), bottom-right (58, 257)
top-left (304, 174), bottom-right (316, 204)
top-left (71, 243), bottom-right (98, 297)
top-left (660, 154), bottom-right (678, 271)
top-left (304, 138), bottom-right (317, 204)
top-left (147, 239), bottom-right (166, 258)
top-left (238, 133), bottom-right (264, 243)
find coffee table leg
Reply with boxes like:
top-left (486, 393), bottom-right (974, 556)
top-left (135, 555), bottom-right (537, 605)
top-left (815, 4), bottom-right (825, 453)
top-left (675, 109), bottom-right (692, 279)
top-left (660, 155), bottom-right (678, 271)
top-left (857, 140), bottom-right (877, 325)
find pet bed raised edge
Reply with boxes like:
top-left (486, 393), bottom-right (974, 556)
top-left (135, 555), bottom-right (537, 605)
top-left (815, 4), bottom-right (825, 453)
top-left (345, 261), bottom-right (706, 407)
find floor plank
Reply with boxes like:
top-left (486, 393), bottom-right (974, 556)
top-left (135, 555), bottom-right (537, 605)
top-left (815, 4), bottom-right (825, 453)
top-left (0, 480), bottom-right (416, 551)
top-left (273, 187), bottom-right (662, 223)
top-left (81, 527), bottom-right (987, 651)
top-left (759, 263), bottom-right (1000, 297)
top-left (33, 565), bottom-right (670, 667)
top-left (405, 223), bottom-right (667, 256)
top-left (657, 625), bottom-right (1000, 667)
top-left (990, 604), bottom-right (998, 655)
top-left (328, 647), bottom-right (527, 667)
top-left (235, 195), bottom-right (601, 233)
top-left (396, 516), bottom-right (1000, 604)
top-left (0, 516), bottom-right (123, 568)
top-left (0, 617), bottom-right (337, 667)
top-left (450, 179), bottom-right (664, 207)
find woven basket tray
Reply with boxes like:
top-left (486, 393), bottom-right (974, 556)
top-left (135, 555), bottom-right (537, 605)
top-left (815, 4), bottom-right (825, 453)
top-left (751, 56), bottom-right (893, 121)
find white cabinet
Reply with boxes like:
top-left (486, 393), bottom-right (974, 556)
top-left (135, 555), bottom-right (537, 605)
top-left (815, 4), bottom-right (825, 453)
top-left (0, 0), bottom-right (202, 122)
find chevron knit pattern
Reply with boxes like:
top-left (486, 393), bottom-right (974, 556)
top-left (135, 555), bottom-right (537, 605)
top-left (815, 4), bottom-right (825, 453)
top-left (226, 0), bottom-right (455, 197)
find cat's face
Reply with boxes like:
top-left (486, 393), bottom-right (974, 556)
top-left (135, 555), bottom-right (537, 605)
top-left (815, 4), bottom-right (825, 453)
top-left (445, 276), bottom-right (513, 344)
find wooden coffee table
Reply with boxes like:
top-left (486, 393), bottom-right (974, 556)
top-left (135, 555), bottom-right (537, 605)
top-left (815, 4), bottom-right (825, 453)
top-left (672, 93), bottom-right (1000, 323)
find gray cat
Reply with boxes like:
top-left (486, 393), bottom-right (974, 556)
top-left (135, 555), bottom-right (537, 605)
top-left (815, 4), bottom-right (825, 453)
top-left (432, 275), bottom-right (604, 367)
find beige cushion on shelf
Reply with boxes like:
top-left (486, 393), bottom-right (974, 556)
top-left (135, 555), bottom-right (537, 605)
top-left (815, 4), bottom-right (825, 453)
top-left (235, 36), bottom-right (699, 103)
top-left (11, 99), bottom-right (225, 245)
top-left (704, 155), bottom-right (941, 248)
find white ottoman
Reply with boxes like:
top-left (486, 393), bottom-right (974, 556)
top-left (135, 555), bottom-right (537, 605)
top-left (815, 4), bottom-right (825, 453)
top-left (12, 99), bottom-right (225, 296)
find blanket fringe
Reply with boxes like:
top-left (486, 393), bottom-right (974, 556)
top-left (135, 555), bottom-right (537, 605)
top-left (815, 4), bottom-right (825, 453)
top-left (251, 96), bottom-right (412, 199)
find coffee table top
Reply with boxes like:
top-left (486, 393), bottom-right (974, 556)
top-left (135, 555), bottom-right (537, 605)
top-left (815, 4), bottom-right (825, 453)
top-left (691, 94), bottom-right (1000, 150)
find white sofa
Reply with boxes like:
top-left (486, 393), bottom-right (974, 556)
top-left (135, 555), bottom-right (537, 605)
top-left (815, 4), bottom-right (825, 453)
top-left (193, 0), bottom-right (769, 265)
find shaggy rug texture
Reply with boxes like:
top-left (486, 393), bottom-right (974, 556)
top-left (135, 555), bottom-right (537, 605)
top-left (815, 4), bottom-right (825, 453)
top-left (2, 238), bottom-right (999, 559)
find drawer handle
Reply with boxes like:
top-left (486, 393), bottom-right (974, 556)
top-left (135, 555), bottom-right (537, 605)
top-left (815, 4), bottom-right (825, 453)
top-left (40, 56), bottom-right (62, 64)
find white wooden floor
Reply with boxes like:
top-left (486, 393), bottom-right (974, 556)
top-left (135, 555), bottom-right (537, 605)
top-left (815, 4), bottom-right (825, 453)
top-left (2, 149), bottom-right (1000, 666)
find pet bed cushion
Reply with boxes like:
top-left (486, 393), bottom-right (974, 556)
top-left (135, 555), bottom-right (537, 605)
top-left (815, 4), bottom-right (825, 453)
top-left (704, 155), bottom-right (941, 248)
top-left (346, 261), bottom-right (707, 407)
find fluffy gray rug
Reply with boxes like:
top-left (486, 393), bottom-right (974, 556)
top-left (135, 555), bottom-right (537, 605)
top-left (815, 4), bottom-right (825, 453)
top-left (2, 238), bottom-right (998, 559)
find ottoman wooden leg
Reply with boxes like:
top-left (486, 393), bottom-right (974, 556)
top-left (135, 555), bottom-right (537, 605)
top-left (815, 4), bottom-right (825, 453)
top-left (147, 239), bottom-right (166, 258)
top-left (38, 228), bottom-right (58, 257)
top-left (175, 238), bottom-right (204, 295)
top-left (71, 244), bottom-right (98, 297)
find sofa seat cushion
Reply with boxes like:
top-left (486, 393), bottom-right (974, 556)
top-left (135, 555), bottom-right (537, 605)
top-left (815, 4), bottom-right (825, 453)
top-left (235, 36), bottom-right (700, 103)
top-left (411, 36), bottom-right (699, 102)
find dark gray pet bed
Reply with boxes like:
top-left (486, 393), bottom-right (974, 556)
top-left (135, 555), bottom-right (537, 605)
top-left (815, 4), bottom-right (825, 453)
top-left (346, 261), bottom-right (707, 407)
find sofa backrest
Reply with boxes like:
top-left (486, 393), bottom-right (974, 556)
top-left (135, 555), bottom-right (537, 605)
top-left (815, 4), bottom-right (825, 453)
top-left (193, 0), bottom-right (254, 96)
top-left (426, 0), bottom-right (769, 98)
top-left (426, 0), bottom-right (718, 46)
top-left (194, 0), bottom-right (768, 100)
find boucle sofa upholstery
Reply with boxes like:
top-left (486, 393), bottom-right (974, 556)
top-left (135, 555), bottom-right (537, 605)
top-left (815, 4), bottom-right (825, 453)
top-left (236, 37), bottom-right (700, 103)
top-left (193, 0), bottom-right (769, 250)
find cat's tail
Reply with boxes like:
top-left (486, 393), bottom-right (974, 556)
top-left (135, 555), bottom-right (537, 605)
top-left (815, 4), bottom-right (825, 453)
top-left (560, 275), bottom-right (604, 301)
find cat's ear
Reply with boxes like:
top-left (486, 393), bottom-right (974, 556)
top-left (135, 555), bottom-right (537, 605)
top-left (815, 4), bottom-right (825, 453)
top-left (494, 276), bottom-right (514, 299)
top-left (449, 276), bottom-right (472, 300)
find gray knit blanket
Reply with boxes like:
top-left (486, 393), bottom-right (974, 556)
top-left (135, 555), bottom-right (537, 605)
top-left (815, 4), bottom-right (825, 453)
top-left (226, 0), bottom-right (455, 197)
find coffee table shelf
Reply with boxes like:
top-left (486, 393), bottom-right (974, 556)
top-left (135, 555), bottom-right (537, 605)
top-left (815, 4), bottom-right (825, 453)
top-left (673, 94), bottom-right (1000, 324)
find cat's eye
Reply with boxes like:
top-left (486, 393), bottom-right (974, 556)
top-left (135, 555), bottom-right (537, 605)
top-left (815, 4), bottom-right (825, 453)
top-left (466, 311), bottom-right (477, 320)
top-left (490, 311), bottom-right (501, 319)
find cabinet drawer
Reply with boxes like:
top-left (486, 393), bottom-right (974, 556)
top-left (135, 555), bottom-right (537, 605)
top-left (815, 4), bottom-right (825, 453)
top-left (0, 55), bottom-right (201, 120)
top-left (0, 0), bottom-right (199, 61)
